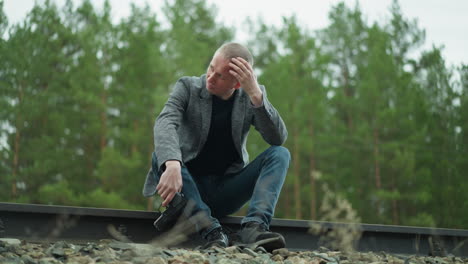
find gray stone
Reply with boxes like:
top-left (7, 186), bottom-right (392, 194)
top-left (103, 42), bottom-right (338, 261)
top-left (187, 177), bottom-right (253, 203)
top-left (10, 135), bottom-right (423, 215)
top-left (234, 252), bottom-right (253, 260)
top-left (225, 246), bottom-right (240, 254)
top-left (21, 255), bottom-right (37, 264)
top-left (361, 253), bottom-right (380, 262)
top-left (284, 256), bottom-right (308, 264)
top-left (131, 243), bottom-right (163, 257)
top-left (425, 256), bottom-right (449, 264)
top-left (216, 258), bottom-right (239, 264)
top-left (242, 247), bottom-right (258, 257)
top-left (162, 249), bottom-right (176, 257)
top-left (272, 248), bottom-right (289, 257)
top-left (78, 243), bottom-right (96, 254)
top-left (167, 255), bottom-right (187, 263)
top-left (404, 256), bottom-right (425, 264)
top-left (183, 251), bottom-right (207, 264)
top-left (120, 249), bottom-right (138, 261)
top-left (5, 244), bottom-right (22, 255)
top-left (2, 257), bottom-right (25, 264)
top-left (65, 255), bottom-right (94, 264)
top-left (38, 257), bottom-right (62, 264)
top-left (254, 247), bottom-right (268, 254)
top-left (20, 255), bottom-right (37, 264)
top-left (207, 255), bottom-right (218, 264)
top-left (3, 252), bottom-right (19, 259)
top-left (29, 250), bottom-right (46, 259)
top-left (132, 256), bottom-right (152, 264)
top-left (94, 247), bottom-right (117, 262)
top-left (50, 248), bottom-right (65, 257)
top-left (46, 241), bottom-right (77, 259)
top-left (271, 254), bottom-right (283, 262)
top-left (108, 241), bottom-right (134, 250)
top-left (146, 256), bottom-right (168, 264)
top-left (211, 246), bottom-right (227, 254)
top-left (0, 239), bottom-right (22, 246)
top-left (387, 255), bottom-right (405, 264)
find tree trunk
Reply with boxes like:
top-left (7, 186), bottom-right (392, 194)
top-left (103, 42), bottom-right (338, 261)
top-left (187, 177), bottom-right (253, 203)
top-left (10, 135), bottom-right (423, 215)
top-left (285, 185), bottom-right (291, 218)
top-left (309, 118), bottom-right (317, 220)
top-left (293, 130), bottom-right (302, 219)
top-left (100, 90), bottom-right (107, 150)
top-left (309, 167), bottom-right (316, 220)
top-left (392, 195), bottom-right (399, 225)
top-left (147, 196), bottom-right (154, 211)
top-left (373, 126), bottom-right (383, 220)
top-left (373, 128), bottom-right (381, 189)
top-left (12, 84), bottom-right (24, 198)
top-left (341, 62), bottom-right (353, 130)
top-left (391, 174), bottom-right (399, 225)
top-left (132, 120), bottom-right (139, 155)
top-left (12, 126), bottom-right (20, 198)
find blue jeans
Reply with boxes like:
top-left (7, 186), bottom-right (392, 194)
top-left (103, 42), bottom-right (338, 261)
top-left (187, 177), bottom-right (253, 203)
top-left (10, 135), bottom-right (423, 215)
top-left (150, 146), bottom-right (290, 238)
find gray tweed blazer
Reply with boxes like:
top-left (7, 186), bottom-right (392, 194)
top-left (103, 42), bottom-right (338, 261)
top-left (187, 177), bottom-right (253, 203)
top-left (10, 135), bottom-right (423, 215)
top-left (142, 74), bottom-right (287, 197)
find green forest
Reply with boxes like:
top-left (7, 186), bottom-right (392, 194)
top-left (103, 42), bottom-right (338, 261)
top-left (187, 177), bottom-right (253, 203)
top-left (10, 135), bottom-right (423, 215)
top-left (1, 0), bottom-right (467, 230)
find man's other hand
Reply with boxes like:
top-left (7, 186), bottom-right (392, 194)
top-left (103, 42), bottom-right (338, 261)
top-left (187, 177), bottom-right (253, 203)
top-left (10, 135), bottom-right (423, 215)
top-left (156, 160), bottom-right (182, 207)
top-left (229, 57), bottom-right (263, 107)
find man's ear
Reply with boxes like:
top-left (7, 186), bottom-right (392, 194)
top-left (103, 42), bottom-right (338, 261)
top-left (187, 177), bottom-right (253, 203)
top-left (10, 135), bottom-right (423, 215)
top-left (234, 82), bottom-right (241, 89)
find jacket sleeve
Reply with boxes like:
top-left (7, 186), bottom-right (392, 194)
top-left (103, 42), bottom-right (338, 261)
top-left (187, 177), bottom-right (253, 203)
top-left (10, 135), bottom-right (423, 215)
top-left (153, 79), bottom-right (189, 171)
top-left (251, 85), bottom-right (288, 145)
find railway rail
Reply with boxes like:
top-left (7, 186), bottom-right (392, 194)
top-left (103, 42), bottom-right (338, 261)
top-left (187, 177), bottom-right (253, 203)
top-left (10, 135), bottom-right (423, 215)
top-left (0, 202), bottom-right (467, 257)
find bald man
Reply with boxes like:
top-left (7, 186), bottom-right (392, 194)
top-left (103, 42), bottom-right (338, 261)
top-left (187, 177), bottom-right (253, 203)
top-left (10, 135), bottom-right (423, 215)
top-left (143, 42), bottom-right (290, 251)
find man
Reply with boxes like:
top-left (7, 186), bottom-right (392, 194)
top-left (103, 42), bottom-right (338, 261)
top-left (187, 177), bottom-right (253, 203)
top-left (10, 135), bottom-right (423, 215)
top-left (142, 42), bottom-right (290, 251)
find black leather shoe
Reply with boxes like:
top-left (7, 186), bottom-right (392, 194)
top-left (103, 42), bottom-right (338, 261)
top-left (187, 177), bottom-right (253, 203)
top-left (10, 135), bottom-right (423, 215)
top-left (238, 222), bottom-right (286, 252)
top-left (153, 192), bottom-right (187, 231)
top-left (203, 227), bottom-right (229, 248)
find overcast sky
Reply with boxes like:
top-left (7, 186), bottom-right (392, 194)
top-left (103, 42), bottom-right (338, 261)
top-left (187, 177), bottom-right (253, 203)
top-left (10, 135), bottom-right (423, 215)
top-left (3, 0), bottom-right (468, 66)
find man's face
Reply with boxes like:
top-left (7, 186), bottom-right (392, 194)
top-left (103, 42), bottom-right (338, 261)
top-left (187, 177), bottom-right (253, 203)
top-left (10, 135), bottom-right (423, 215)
top-left (206, 53), bottom-right (240, 99)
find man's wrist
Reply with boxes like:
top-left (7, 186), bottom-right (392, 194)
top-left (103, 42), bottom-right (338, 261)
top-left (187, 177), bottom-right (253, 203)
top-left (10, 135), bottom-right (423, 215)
top-left (165, 160), bottom-right (181, 169)
top-left (250, 90), bottom-right (263, 107)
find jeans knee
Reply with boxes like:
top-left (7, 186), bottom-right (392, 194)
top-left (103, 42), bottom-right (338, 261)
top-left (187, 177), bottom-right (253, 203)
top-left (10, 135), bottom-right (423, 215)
top-left (269, 146), bottom-right (291, 164)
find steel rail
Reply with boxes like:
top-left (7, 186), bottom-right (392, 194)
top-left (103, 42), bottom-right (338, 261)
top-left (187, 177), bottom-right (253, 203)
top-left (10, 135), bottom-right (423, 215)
top-left (0, 202), bottom-right (467, 256)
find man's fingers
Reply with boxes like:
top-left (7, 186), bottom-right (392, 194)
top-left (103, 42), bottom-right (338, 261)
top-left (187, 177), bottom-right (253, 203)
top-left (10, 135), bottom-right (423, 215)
top-left (160, 186), bottom-right (179, 201)
top-left (229, 69), bottom-right (240, 80)
top-left (233, 57), bottom-right (252, 71)
top-left (162, 192), bottom-right (176, 207)
top-left (158, 186), bottom-right (173, 203)
top-left (231, 58), bottom-right (249, 74)
top-left (156, 183), bottom-right (164, 195)
top-left (159, 187), bottom-right (171, 199)
top-left (229, 64), bottom-right (245, 83)
top-left (229, 62), bottom-right (243, 74)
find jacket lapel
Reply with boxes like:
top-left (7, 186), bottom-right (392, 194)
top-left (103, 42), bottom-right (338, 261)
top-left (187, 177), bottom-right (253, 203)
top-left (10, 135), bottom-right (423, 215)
top-left (199, 78), bottom-right (212, 148)
top-left (231, 89), bottom-right (246, 155)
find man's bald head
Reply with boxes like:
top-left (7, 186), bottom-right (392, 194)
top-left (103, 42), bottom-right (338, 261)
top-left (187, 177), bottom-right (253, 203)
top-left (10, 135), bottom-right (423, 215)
top-left (214, 42), bottom-right (254, 66)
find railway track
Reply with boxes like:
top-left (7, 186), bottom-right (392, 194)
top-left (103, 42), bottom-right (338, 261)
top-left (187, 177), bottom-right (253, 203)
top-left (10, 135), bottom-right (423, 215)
top-left (0, 202), bottom-right (467, 257)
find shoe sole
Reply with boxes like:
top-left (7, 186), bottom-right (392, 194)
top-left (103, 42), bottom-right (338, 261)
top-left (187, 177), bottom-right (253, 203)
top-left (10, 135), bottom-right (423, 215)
top-left (202, 241), bottom-right (229, 249)
top-left (254, 236), bottom-right (286, 252)
top-left (232, 237), bottom-right (286, 252)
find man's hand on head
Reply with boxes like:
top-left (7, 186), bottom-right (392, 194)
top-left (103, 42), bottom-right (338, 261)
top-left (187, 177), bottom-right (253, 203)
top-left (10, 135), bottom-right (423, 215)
top-left (156, 160), bottom-right (182, 207)
top-left (229, 57), bottom-right (263, 107)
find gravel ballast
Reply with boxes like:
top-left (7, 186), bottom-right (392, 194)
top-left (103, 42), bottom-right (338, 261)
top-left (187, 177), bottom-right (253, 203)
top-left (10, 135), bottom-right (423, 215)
top-left (0, 238), bottom-right (467, 264)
